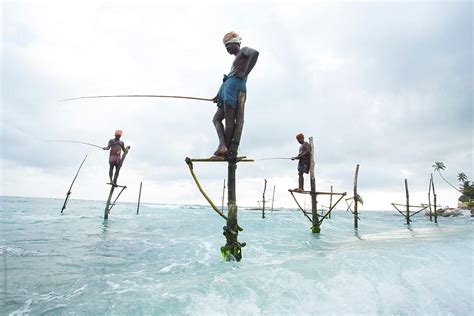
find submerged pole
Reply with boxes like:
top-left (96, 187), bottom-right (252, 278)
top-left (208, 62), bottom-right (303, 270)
top-left (428, 175), bottom-right (433, 221)
top-left (137, 181), bottom-right (143, 215)
top-left (221, 92), bottom-right (246, 261)
top-left (271, 185), bottom-right (276, 212)
top-left (432, 175), bottom-right (438, 224)
top-left (328, 185), bottom-right (334, 219)
top-left (262, 179), bottom-right (267, 219)
top-left (104, 149), bottom-right (130, 219)
top-left (221, 179), bottom-right (226, 212)
top-left (61, 155), bottom-right (88, 213)
top-left (354, 164), bottom-right (360, 229)
top-left (405, 179), bottom-right (410, 225)
top-left (309, 137), bottom-right (320, 233)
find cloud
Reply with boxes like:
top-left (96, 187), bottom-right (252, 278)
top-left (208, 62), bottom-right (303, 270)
top-left (1, 1), bottom-right (472, 210)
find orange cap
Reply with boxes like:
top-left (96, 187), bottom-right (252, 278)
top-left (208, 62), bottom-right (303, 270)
top-left (115, 130), bottom-right (123, 137)
top-left (296, 133), bottom-right (304, 140)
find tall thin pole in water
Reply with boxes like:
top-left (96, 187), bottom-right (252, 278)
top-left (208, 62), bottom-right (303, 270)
top-left (271, 185), bottom-right (276, 212)
top-left (137, 181), bottom-right (143, 215)
top-left (309, 137), bottom-right (320, 233)
top-left (104, 150), bottom-right (130, 219)
top-left (328, 185), bottom-right (333, 219)
top-left (353, 165), bottom-right (360, 229)
top-left (431, 175), bottom-right (438, 224)
top-left (61, 155), bottom-right (88, 213)
top-left (221, 92), bottom-right (246, 261)
top-left (405, 179), bottom-right (410, 225)
top-left (262, 179), bottom-right (267, 219)
top-left (221, 179), bottom-right (226, 212)
top-left (428, 175), bottom-right (433, 221)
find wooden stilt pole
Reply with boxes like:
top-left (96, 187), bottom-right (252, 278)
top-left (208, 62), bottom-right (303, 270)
top-left (137, 181), bottom-right (142, 215)
top-left (262, 179), bottom-right (267, 219)
top-left (61, 155), bottom-right (87, 213)
top-left (104, 150), bottom-right (129, 219)
top-left (328, 185), bottom-right (333, 219)
top-left (309, 137), bottom-right (320, 233)
top-left (221, 92), bottom-right (246, 261)
top-left (221, 179), bottom-right (226, 212)
top-left (428, 175), bottom-right (433, 221)
top-left (405, 179), bottom-right (410, 225)
top-left (271, 185), bottom-right (275, 212)
top-left (432, 175), bottom-right (438, 224)
top-left (354, 164), bottom-right (360, 229)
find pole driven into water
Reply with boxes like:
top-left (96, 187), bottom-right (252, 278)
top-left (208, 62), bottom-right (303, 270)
top-left (271, 185), bottom-right (276, 212)
top-left (137, 181), bottom-right (143, 215)
top-left (405, 179), bottom-right (410, 225)
top-left (354, 165), bottom-right (360, 229)
top-left (262, 179), bottom-right (267, 219)
top-left (221, 179), bottom-right (226, 212)
top-left (309, 137), bottom-right (320, 233)
top-left (61, 155), bottom-right (88, 213)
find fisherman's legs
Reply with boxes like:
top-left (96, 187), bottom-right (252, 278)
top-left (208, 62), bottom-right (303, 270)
top-left (109, 164), bottom-right (114, 183)
top-left (212, 107), bottom-right (226, 156)
top-left (298, 172), bottom-right (304, 191)
top-left (224, 103), bottom-right (236, 148)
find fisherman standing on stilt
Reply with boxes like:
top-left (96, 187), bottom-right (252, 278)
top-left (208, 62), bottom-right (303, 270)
top-left (211, 31), bottom-right (259, 158)
top-left (292, 133), bottom-right (311, 192)
top-left (103, 130), bottom-right (129, 185)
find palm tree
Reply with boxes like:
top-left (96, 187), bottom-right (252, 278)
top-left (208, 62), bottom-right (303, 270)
top-left (457, 172), bottom-right (467, 183)
top-left (432, 162), bottom-right (462, 193)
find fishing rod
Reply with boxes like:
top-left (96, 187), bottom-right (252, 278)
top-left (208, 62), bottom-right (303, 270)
top-left (47, 140), bottom-right (103, 149)
top-left (60, 95), bottom-right (214, 102)
top-left (61, 155), bottom-right (88, 213)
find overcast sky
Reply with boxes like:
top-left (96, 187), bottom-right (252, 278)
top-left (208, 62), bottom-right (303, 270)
top-left (1, 0), bottom-right (472, 210)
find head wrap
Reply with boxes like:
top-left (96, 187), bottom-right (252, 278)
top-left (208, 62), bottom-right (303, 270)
top-left (115, 130), bottom-right (123, 137)
top-left (223, 31), bottom-right (242, 45)
top-left (296, 133), bottom-right (304, 140)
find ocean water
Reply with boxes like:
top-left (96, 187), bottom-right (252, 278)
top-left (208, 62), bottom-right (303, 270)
top-left (1, 196), bottom-right (472, 315)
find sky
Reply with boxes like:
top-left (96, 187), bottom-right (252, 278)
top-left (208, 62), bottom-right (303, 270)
top-left (1, 0), bottom-right (472, 211)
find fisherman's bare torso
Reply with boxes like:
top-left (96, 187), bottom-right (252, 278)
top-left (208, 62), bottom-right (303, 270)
top-left (229, 47), bottom-right (259, 79)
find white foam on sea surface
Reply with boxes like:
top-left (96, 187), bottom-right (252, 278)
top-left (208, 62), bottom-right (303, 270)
top-left (1, 196), bottom-right (472, 315)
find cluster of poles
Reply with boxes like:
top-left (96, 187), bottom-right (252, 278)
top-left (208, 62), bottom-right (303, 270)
top-left (57, 93), bottom-right (444, 263)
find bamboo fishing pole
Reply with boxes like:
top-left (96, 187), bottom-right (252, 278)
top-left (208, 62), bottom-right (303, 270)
top-left (60, 95), bottom-right (214, 102)
top-left (61, 155), bottom-right (88, 213)
top-left (47, 140), bottom-right (103, 149)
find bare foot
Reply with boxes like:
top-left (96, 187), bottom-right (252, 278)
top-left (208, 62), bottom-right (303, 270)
top-left (213, 145), bottom-right (228, 157)
top-left (294, 188), bottom-right (303, 193)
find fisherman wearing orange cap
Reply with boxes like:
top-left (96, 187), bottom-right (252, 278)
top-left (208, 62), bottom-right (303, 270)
top-left (211, 31), bottom-right (259, 157)
top-left (103, 130), bottom-right (130, 185)
top-left (291, 133), bottom-right (311, 192)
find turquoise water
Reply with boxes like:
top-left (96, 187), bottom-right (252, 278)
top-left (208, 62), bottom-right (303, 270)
top-left (1, 196), bottom-right (472, 315)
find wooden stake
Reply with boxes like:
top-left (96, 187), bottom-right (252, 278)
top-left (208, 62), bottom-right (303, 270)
top-left (221, 92), bottom-right (247, 261)
top-left (328, 185), bottom-right (333, 219)
top-left (432, 176), bottom-right (438, 224)
top-left (262, 179), bottom-right (267, 219)
top-left (354, 164), bottom-right (360, 229)
top-left (221, 179), bottom-right (226, 212)
top-left (405, 179), bottom-right (410, 225)
top-left (104, 149), bottom-right (129, 219)
top-left (309, 137), bottom-right (320, 233)
top-left (137, 181), bottom-right (142, 215)
top-left (428, 175), bottom-right (433, 221)
top-left (271, 185), bottom-right (276, 212)
top-left (61, 155), bottom-right (88, 213)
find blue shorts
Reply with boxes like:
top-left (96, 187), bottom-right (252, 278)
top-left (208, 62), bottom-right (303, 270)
top-left (216, 74), bottom-right (247, 109)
